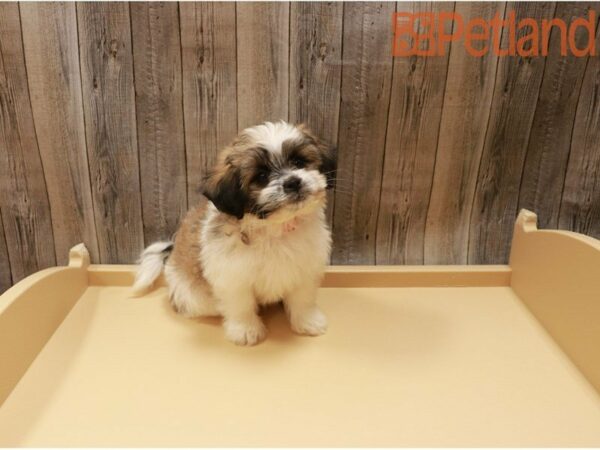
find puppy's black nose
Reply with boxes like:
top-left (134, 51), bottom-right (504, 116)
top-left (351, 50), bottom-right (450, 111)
top-left (283, 176), bottom-right (302, 193)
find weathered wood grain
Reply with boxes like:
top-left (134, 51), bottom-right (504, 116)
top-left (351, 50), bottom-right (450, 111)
top-left (331, 2), bottom-right (396, 265)
top-left (0, 3), bottom-right (57, 282)
top-left (0, 209), bottom-right (11, 293)
top-left (180, 2), bottom-right (237, 207)
top-left (289, 1), bottom-right (343, 228)
top-left (289, 2), bottom-right (342, 147)
top-left (20, 2), bottom-right (99, 265)
top-left (559, 22), bottom-right (600, 240)
top-left (468, 2), bottom-right (556, 264)
top-left (131, 2), bottom-right (187, 245)
top-left (236, 2), bottom-right (289, 130)
top-left (375, 2), bottom-right (453, 265)
top-left (77, 2), bottom-right (144, 263)
top-left (2, 2), bottom-right (600, 288)
top-left (518, 3), bottom-right (600, 230)
top-left (424, 2), bottom-right (506, 264)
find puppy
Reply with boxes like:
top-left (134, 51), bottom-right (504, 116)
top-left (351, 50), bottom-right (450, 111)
top-left (133, 121), bottom-right (336, 345)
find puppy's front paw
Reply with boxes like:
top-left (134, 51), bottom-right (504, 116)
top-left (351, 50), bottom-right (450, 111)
top-left (290, 307), bottom-right (328, 336)
top-left (224, 318), bottom-right (267, 346)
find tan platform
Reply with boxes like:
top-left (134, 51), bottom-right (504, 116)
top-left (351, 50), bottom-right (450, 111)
top-left (0, 210), bottom-right (599, 446)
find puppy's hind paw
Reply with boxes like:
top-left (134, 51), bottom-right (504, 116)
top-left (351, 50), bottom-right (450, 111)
top-left (224, 318), bottom-right (267, 346)
top-left (291, 307), bottom-right (328, 336)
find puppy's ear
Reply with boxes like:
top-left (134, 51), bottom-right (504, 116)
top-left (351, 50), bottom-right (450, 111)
top-left (202, 162), bottom-right (248, 219)
top-left (318, 143), bottom-right (337, 190)
top-left (296, 123), bottom-right (337, 189)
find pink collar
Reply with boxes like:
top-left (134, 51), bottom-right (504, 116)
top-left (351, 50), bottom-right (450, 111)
top-left (240, 217), bottom-right (301, 245)
top-left (282, 217), bottom-right (299, 233)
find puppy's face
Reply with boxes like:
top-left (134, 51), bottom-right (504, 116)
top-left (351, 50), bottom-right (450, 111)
top-left (203, 122), bottom-right (336, 221)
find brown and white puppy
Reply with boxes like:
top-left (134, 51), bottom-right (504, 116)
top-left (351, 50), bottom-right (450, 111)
top-left (133, 121), bottom-right (335, 345)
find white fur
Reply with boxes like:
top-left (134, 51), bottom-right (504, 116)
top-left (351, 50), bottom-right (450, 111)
top-left (132, 241), bottom-right (173, 296)
top-left (199, 199), bottom-right (331, 345)
top-left (242, 120), bottom-right (302, 154)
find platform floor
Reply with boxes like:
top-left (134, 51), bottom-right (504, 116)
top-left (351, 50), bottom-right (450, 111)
top-left (1, 285), bottom-right (599, 446)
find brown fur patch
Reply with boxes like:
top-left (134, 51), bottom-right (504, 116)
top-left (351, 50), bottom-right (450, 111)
top-left (168, 203), bottom-right (213, 300)
top-left (282, 137), bottom-right (321, 170)
top-left (296, 124), bottom-right (337, 187)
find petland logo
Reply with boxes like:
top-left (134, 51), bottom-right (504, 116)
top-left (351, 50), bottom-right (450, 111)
top-left (393, 11), bottom-right (597, 57)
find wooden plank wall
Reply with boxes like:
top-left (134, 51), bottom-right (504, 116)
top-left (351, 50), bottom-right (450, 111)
top-left (0, 3), bottom-right (57, 285)
top-left (0, 2), bottom-right (599, 291)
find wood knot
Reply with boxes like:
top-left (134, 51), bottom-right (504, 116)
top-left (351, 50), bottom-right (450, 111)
top-left (318, 43), bottom-right (328, 61)
top-left (109, 39), bottom-right (119, 57)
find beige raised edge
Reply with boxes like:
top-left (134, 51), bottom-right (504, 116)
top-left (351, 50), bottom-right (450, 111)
top-left (87, 263), bottom-right (512, 288)
top-left (510, 209), bottom-right (600, 394)
top-left (0, 244), bottom-right (89, 405)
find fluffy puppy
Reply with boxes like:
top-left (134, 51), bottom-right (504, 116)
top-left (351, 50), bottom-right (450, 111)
top-left (133, 121), bottom-right (336, 345)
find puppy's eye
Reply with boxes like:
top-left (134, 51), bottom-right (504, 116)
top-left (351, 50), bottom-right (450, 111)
top-left (290, 156), bottom-right (307, 168)
top-left (254, 170), bottom-right (269, 184)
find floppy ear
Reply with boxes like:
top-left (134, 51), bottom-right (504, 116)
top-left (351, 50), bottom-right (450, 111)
top-left (297, 123), bottom-right (337, 190)
top-left (318, 143), bottom-right (337, 190)
top-left (202, 163), bottom-right (248, 219)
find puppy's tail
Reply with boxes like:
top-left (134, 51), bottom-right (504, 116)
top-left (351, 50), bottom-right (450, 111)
top-left (132, 241), bottom-right (174, 296)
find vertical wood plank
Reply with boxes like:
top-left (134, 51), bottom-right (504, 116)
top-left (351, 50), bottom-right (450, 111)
top-left (424, 2), bottom-right (506, 264)
top-left (180, 2), bottom-right (237, 206)
top-left (0, 3), bottom-right (56, 282)
top-left (331, 2), bottom-right (395, 264)
top-left (77, 3), bottom-right (144, 263)
top-left (559, 23), bottom-right (600, 239)
top-left (131, 2), bottom-right (187, 244)
top-left (468, 2), bottom-right (556, 264)
top-left (518, 3), bottom-right (600, 230)
top-left (289, 2), bottom-right (342, 147)
top-left (375, 2), bottom-right (453, 265)
top-left (0, 209), bottom-right (12, 293)
top-left (20, 2), bottom-right (99, 265)
top-left (236, 2), bottom-right (289, 129)
top-left (289, 1), bottom-right (343, 228)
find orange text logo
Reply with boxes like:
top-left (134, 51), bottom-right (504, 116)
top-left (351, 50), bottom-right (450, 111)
top-left (393, 11), bottom-right (597, 57)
